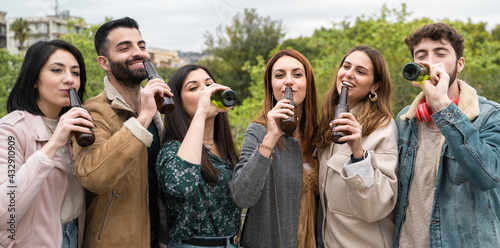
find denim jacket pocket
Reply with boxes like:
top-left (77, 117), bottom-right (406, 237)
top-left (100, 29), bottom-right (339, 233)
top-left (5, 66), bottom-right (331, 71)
top-left (443, 150), bottom-right (466, 185)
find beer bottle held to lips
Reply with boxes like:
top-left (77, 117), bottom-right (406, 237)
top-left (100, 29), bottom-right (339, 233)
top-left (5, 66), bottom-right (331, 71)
top-left (211, 89), bottom-right (237, 108)
top-left (68, 87), bottom-right (95, 147)
top-left (143, 59), bottom-right (175, 114)
top-left (402, 62), bottom-right (430, 84)
top-left (332, 83), bottom-right (350, 144)
top-left (279, 86), bottom-right (297, 133)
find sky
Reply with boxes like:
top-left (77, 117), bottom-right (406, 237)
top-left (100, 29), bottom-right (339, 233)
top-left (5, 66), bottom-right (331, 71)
top-left (1, 0), bottom-right (499, 53)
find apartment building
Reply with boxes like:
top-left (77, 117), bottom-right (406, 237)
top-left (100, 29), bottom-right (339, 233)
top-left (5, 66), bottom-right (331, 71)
top-left (5, 11), bottom-right (87, 54)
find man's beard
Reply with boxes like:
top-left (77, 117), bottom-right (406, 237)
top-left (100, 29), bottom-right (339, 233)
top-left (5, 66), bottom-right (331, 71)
top-left (109, 57), bottom-right (147, 88)
top-left (448, 63), bottom-right (458, 87)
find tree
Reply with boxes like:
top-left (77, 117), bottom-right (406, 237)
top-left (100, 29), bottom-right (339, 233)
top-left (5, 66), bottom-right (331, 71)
top-left (230, 56), bottom-right (267, 148)
top-left (201, 8), bottom-right (285, 101)
top-left (229, 3), bottom-right (500, 150)
top-left (0, 49), bottom-right (23, 117)
top-left (61, 23), bottom-right (106, 100)
top-left (10, 18), bottom-right (31, 52)
top-left (492, 24), bottom-right (500, 41)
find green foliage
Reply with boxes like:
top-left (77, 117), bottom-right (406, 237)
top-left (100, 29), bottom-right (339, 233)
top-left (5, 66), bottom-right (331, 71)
top-left (156, 67), bottom-right (177, 84)
top-left (230, 56), bottom-right (266, 148)
top-left (201, 8), bottom-right (285, 101)
top-left (0, 49), bottom-right (22, 116)
top-left (60, 23), bottom-right (106, 100)
top-left (276, 4), bottom-right (499, 114)
top-left (230, 4), bottom-right (500, 150)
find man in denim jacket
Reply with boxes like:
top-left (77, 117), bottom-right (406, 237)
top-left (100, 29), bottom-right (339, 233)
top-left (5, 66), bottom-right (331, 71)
top-left (394, 22), bottom-right (500, 247)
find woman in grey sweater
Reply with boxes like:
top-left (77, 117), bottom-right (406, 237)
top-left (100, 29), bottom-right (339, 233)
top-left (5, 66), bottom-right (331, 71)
top-left (230, 49), bottom-right (322, 248)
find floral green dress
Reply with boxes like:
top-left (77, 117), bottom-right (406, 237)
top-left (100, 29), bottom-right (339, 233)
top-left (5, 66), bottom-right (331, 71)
top-left (155, 140), bottom-right (241, 242)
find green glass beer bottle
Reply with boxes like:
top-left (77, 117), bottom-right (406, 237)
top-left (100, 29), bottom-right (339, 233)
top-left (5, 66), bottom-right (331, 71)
top-left (211, 89), bottom-right (237, 108)
top-left (402, 62), bottom-right (430, 84)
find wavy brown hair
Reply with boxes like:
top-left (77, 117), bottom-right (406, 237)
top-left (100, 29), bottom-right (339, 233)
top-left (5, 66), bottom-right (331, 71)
top-left (405, 22), bottom-right (464, 60)
top-left (316, 46), bottom-right (393, 148)
top-left (254, 49), bottom-right (319, 165)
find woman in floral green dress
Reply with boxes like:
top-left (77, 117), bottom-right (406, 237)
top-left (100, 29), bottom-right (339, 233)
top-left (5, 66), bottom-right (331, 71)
top-left (155, 64), bottom-right (240, 248)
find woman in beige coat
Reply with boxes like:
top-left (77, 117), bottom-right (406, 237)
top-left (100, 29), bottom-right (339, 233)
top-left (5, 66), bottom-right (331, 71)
top-left (314, 46), bottom-right (398, 247)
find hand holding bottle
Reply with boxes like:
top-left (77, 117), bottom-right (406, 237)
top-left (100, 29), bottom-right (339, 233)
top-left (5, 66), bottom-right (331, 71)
top-left (416, 61), bottom-right (453, 113)
top-left (278, 86), bottom-right (297, 133)
top-left (330, 112), bottom-right (363, 157)
top-left (69, 87), bottom-right (95, 147)
top-left (40, 104), bottom-right (94, 159)
top-left (143, 59), bottom-right (175, 114)
top-left (196, 83), bottom-right (233, 119)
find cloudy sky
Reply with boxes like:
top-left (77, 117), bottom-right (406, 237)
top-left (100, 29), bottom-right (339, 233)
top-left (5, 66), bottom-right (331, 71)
top-left (2, 0), bottom-right (499, 52)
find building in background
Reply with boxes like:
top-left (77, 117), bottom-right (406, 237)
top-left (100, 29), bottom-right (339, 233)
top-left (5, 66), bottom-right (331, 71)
top-left (0, 11), bottom-right (6, 49)
top-left (5, 10), bottom-right (87, 54)
top-left (148, 47), bottom-right (188, 68)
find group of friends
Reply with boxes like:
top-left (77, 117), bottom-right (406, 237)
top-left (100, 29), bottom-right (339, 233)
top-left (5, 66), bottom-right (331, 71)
top-left (1, 16), bottom-right (500, 248)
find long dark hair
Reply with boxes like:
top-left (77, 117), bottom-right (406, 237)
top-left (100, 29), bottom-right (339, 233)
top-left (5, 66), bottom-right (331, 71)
top-left (7, 40), bottom-right (87, 115)
top-left (162, 64), bottom-right (239, 186)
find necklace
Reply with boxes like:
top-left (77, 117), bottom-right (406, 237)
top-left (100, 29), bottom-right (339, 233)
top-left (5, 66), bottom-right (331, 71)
top-left (44, 122), bottom-right (54, 134)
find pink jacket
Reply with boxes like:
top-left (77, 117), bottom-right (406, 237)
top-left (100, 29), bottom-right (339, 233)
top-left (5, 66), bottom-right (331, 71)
top-left (0, 111), bottom-right (84, 248)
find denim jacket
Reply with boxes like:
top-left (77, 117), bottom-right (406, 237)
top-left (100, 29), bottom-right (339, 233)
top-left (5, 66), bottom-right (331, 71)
top-left (394, 80), bottom-right (500, 248)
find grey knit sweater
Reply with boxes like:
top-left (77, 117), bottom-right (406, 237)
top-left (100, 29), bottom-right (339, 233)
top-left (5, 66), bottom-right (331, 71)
top-left (230, 123), bottom-right (304, 248)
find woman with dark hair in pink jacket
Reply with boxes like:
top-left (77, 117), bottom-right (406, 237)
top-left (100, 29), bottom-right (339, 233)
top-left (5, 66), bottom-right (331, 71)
top-left (0, 40), bottom-right (94, 248)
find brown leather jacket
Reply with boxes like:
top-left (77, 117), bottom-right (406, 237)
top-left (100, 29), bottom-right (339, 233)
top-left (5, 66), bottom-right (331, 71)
top-left (74, 77), bottom-right (163, 247)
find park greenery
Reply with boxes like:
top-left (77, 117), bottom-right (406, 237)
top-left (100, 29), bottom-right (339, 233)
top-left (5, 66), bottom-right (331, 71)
top-left (1, 4), bottom-right (499, 149)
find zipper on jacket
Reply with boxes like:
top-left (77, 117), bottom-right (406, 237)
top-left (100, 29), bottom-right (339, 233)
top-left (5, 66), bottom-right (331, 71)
top-left (98, 190), bottom-right (119, 240)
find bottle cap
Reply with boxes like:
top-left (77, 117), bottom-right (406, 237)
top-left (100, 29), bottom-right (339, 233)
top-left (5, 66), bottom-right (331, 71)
top-left (221, 90), bottom-right (237, 107)
top-left (402, 62), bottom-right (423, 81)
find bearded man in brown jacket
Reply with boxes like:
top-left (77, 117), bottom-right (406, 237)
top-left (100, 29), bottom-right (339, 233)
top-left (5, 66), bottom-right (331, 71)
top-left (74, 17), bottom-right (172, 247)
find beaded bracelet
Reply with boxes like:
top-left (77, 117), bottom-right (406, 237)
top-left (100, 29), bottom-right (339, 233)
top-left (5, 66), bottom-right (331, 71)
top-left (258, 143), bottom-right (275, 154)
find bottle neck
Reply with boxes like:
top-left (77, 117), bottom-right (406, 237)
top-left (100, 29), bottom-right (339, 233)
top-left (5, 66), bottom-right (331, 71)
top-left (338, 86), bottom-right (349, 106)
top-left (143, 59), bottom-right (161, 80)
top-left (284, 86), bottom-right (293, 100)
top-left (68, 88), bottom-right (82, 108)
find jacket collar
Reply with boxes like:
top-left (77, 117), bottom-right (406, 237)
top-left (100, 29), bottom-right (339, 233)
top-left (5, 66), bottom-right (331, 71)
top-left (30, 112), bottom-right (53, 141)
top-left (399, 80), bottom-right (480, 121)
top-left (104, 76), bottom-right (135, 112)
top-left (103, 76), bottom-right (164, 141)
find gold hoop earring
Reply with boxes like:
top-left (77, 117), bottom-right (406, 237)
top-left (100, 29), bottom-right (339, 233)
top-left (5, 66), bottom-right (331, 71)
top-left (369, 92), bottom-right (378, 102)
